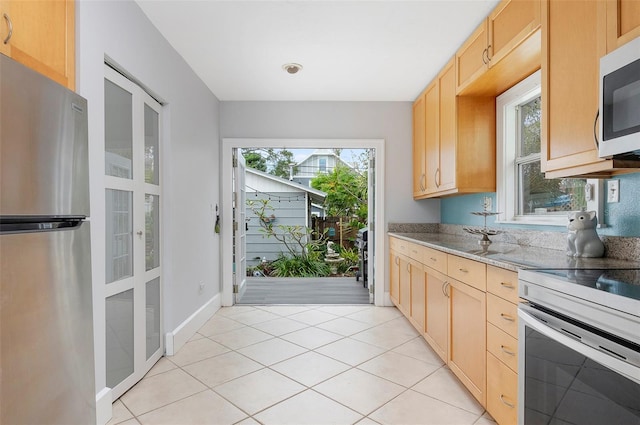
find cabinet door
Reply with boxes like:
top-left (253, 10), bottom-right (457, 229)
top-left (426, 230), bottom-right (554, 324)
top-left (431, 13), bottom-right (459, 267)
top-left (399, 255), bottom-right (411, 316)
top-left (424, 268), bottom-right (449, 363)
top-left (605, 0), bottom-right (640, 53)
top-left (487, 352), bottom-right (518, 425)
top-left (456, 20), bottom-right (489, 92)
top-left (0, 0), bottom-right (75, 90)
top-left (437, 60), bottom-right (457, 192)
top-left (412, 94), bottom-right (426, 198)
top-left (448, 278), bottom-right (487, 406)
top-left (409, 262), bottom-right (425, 332)
top-left (424, 81), bottom-right (440, 194)
top-left (541, 0), bottom-right (606, 176)
top-left (488, 0), bottom-right (541, 64)
top-left (389, 251), bottom-right (400, 306)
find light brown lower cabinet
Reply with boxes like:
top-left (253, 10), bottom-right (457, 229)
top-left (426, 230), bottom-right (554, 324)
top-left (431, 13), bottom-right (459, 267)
top-left (424, 267), bottom-right (449, 363)
top-left (448, 278), bottom-right (487, 406)
top-left (409, 262), bottom-right (425, 332)
top-left (487, 352), bottom-right (518, 425)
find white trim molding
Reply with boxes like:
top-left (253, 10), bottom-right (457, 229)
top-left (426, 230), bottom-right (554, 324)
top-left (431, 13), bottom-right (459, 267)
top-left (95, 387), bottom-right (112, 425)
top-left (221, 138), bottom-right (386, 307)
top-left (165, 294), bottom-right (221, 355)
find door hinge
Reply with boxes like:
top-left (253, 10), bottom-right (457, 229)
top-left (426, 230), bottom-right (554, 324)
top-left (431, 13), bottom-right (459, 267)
top-left (233, 221), bottom-right (238, 231)
top-left (233, 284), bottom-right (239, 294)
top-left (232, 152), bottom-right (238, 168)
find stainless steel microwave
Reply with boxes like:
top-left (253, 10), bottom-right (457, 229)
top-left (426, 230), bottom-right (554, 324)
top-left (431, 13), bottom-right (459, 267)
top-left (599, 36), bottom-right (640, 159)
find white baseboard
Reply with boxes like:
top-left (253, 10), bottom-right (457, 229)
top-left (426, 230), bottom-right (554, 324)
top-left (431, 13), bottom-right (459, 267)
top-left (165, 293), bottom-right (221, 355)
top-left (95, 387), bottom-right (112, 425)
top-left (383, 291), bottom-right (393, 307)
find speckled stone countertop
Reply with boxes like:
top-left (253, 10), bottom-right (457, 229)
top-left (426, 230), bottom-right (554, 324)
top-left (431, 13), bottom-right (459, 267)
top-left (388, 232), bottom-right (640, 272)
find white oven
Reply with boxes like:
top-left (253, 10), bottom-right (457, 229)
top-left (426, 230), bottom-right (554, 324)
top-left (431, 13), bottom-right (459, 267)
top-left (518, 269), bottom-right (640, 424)
top-left (599, 36), bottom-right (640, 159)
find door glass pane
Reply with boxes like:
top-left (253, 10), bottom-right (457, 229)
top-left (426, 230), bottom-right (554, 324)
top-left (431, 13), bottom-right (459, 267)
top-left (144, 104), bottom-right (160, 185)
top-left (105, 80), bottom-right (133, 179)
top-left (146, 278), bottom-right (161, 359)
top-left (106, 289), bottom-right (134, 388)
top-left (145, 194), bottom-right (160, 271)
top-left (106, 189), bottom-right (133, 283)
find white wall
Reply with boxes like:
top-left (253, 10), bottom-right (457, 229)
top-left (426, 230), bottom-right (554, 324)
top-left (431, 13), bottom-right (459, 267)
top-left (221, 101), bottom-right (440, 225)
top-left (76, 0), bottom-right (221, 399)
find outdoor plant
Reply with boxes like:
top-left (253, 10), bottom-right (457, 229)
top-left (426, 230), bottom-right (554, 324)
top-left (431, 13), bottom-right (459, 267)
top-left (247, 198), bottom-right (330, 277)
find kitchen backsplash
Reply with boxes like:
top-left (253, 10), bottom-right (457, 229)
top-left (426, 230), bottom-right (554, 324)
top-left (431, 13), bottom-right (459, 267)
top-left (388, 223), bottom-right (639, 262)
top-left (439, 173), bottom-right (640, 238)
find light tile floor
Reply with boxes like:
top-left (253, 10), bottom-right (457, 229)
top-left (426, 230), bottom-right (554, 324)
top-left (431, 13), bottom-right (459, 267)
top-left (108, 305), bottom-right (497, 425)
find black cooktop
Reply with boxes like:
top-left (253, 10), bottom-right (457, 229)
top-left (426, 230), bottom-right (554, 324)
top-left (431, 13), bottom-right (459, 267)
top-left (534, 268), bottom-right (640, 301)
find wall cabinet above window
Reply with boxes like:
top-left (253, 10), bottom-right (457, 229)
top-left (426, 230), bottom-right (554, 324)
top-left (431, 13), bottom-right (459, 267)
top-left (0, 0), bottom-right (75, 90)
top-left (456, 0), bottom-right (542, 96)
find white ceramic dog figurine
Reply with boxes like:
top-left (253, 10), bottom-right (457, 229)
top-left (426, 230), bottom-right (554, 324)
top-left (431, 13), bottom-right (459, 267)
top-left (567, 211), bottom-right (605, 258)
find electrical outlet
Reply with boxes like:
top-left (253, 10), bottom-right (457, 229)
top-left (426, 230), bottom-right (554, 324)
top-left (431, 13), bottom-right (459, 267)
top-left (199, 282), bottom-right (205, 293)
top-left (607, 180), bottom-right (619, 203)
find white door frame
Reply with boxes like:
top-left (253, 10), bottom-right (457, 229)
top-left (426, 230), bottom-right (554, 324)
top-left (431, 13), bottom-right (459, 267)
top-left (221, 138), bottom-right (386, 307)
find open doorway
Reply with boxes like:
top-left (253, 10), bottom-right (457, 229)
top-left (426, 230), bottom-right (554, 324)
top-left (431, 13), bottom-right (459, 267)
top-left (221, 139), bottom-right (386, 307)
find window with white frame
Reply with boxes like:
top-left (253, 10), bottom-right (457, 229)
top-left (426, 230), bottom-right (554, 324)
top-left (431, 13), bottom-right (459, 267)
top-left (496, 70), bottom-right (601, 225)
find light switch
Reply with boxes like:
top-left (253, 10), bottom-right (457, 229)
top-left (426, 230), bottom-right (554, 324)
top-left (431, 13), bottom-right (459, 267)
top-left (607, 180), bottom-right (619, 203)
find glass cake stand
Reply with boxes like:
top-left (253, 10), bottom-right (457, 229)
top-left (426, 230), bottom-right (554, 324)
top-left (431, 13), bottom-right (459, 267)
top-left (463, 211), bottom-right (502, 252)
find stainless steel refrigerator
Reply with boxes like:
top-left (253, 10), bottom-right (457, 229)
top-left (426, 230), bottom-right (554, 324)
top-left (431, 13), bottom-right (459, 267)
top-left (0, 54), bottom-right (96, 424)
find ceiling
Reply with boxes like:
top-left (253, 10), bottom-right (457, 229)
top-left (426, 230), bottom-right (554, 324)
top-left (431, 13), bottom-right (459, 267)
top-left (136, 0), bottom-right (501, 102)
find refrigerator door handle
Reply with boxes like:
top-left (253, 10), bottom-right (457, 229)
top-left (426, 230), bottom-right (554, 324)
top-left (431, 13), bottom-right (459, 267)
top-left (0, 217), bottom-right (85, 234)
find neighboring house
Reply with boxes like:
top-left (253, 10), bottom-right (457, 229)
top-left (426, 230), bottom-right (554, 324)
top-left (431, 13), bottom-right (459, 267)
top-left (291, 148), bottom-right (353, 187)
top-left (246, 168), bottom-right (326, 268)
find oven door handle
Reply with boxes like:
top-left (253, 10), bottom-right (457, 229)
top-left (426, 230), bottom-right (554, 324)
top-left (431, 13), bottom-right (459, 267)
top-left (518, 306), bottom-right (640, 385)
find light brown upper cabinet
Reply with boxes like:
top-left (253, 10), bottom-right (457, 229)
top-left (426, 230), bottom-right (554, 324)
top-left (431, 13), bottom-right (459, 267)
top-left (456, 0), bottom-right (542, 96)
top-left (541, 0), bottom-right (639, 178)
top-left (604, 0), bottom-right (640, 53)
top-left (413, 58), bottom-right (496, 199)
top-left (0, 0), bottom-right (75, 90)
top-left (412, 91), bottom-right (428, 198)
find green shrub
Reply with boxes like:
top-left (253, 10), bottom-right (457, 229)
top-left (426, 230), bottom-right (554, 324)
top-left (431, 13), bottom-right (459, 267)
top-left (271, 253), bottom-right (331, 277)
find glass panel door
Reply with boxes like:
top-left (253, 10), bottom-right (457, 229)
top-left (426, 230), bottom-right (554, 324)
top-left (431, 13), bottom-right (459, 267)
top-left (104, 65), bottom-right (163, 400)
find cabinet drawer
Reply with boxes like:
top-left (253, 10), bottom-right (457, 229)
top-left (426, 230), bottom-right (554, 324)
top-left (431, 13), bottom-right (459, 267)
top-left (407, 242), bottom-right (424, 263)
top-left (487, 265), bottom-right (519, 304)
top-left (422, 246), bottom-right (447, 274)
top-left (487, 293), bottom-right (518, 338)
top-left (487, 322), bottom-right (518, 373)
top-left (487, 352), bottom-right (518, 425)
top-left (389, 237), bottom-right (410, 256)
top-left (448, 255), bottom-right (486, 291)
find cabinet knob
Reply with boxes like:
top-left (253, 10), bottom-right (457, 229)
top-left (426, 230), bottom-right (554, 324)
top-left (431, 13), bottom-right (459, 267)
top-left (3, 13), bottom-right (12, 45)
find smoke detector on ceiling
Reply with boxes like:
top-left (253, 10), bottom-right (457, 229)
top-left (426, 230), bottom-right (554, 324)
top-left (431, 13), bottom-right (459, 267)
top-left (282, 63), bottom-right (303, 74)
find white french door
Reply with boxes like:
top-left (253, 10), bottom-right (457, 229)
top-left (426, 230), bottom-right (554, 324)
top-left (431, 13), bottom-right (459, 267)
top-left (104, 65), bottom-right (163, 399)
top-left (233, 150), bottom-right (247, 303)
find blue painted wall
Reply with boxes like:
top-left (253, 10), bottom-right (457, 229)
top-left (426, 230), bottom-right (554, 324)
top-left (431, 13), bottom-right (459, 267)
top-left (440, 173), bottom-right (640, 237)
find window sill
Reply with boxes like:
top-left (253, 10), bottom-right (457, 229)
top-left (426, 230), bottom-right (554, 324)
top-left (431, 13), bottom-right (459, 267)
top-left (496, 216), bottom-right (568, 227)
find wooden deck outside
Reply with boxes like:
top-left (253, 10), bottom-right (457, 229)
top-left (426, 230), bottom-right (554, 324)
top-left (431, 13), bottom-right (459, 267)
top-left (237, 276), bottom-right (370, 305)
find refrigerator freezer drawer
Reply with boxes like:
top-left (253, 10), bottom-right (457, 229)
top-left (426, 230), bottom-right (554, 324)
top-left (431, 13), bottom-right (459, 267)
top-left (0, 221), bottom-right (96, 424)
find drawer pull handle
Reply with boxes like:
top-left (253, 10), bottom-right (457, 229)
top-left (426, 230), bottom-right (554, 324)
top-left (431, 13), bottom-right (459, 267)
top-left (500, 282), bottom-right (514, 289)
top-left (500, 345), bottom-right (516, 356)
top-left (501, 313), bottom-right (515, 322)
top-left (395, 256), bottom-right (400, 265)
top-left (430, 257), bottom-right (437, 262)
top-left (458, 268), bottom-right (468, 273)
top-left (500, 395), bottom-right (515, 409)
